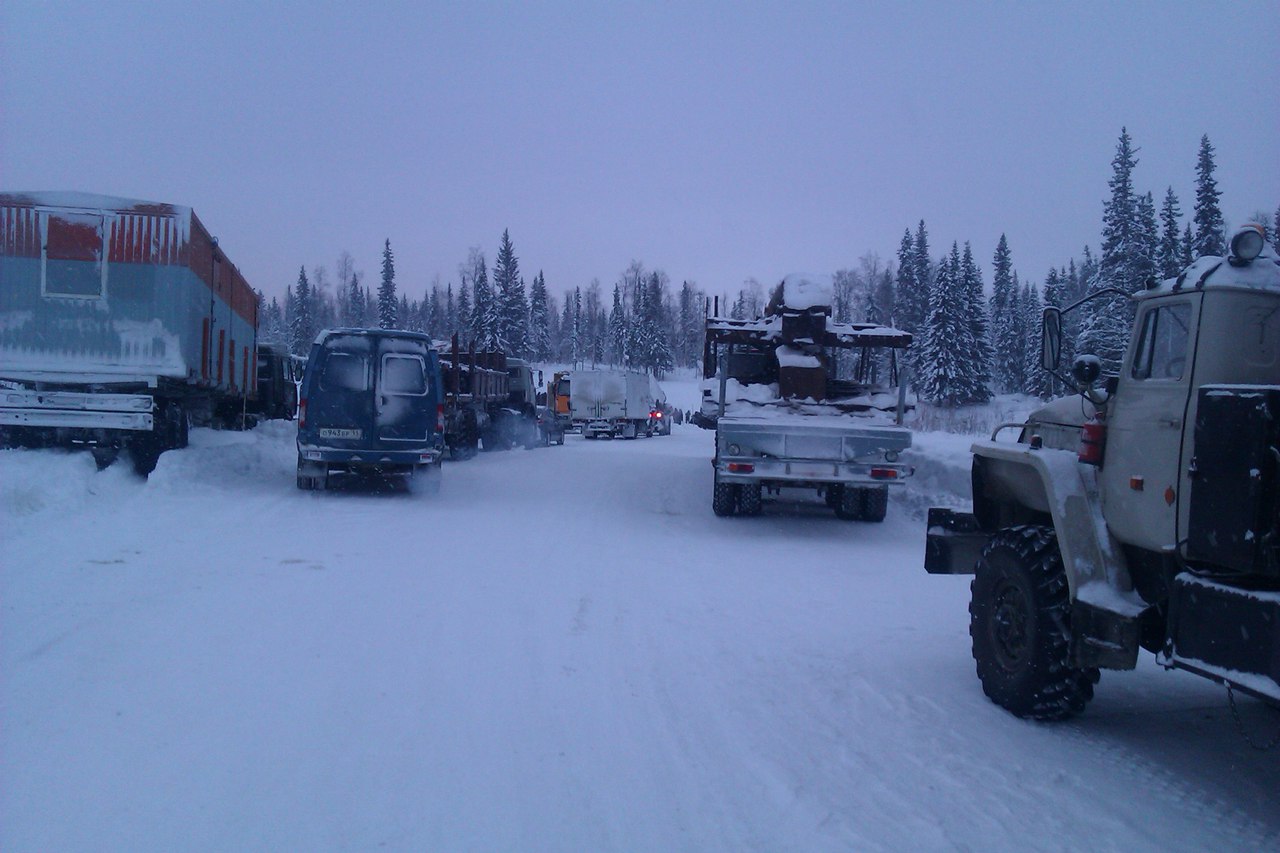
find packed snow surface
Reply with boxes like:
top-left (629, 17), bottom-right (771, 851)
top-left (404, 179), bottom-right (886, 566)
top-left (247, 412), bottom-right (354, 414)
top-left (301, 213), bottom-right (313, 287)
top-left (3, 388), bottom-right (1278, 851)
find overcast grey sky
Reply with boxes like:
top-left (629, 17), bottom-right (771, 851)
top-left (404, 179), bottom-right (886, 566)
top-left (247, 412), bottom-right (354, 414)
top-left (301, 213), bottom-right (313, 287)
top-left (2, 1), bottom-right (1277, 306)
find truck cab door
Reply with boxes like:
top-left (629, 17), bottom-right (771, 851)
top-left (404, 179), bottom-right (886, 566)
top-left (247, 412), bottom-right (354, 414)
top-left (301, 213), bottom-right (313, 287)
top-left (1099, 296), bottom-right (1197, 551)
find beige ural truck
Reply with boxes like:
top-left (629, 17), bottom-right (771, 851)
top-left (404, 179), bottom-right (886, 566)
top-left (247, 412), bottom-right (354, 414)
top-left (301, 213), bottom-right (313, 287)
top-left (926, 225), bottom-right (1280, 721)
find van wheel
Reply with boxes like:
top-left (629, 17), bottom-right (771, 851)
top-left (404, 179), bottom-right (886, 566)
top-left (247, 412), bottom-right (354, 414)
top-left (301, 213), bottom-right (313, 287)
top-left (824, 484), bottom-right (843, 509)
top-left (970, 526), bottom-right (1099, 721)
top-left (712, 477), bottom-right (738, 517)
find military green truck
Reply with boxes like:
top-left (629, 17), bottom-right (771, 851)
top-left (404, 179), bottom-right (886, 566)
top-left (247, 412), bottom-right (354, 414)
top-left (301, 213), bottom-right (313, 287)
top-left (925, 225), bottom-right (1280, 720)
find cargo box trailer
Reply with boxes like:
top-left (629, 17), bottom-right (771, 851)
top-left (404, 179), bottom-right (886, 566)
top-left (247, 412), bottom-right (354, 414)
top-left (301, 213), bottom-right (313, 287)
top-left (0, 191), bottom-right (259, 473)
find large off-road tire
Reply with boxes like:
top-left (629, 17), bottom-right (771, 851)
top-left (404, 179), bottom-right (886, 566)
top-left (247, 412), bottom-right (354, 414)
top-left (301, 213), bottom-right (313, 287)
top-left (129, 434), bottom-right (164, 477)
top-left (712, 477), bottom-right (738, 517)
top-left (738, 483), bottom-right (763, 516)
top-left (824, 484), bottom-right (843, 509)
top-left (92, 445), bottom-right (120, 470)
top-left (969, 526), bottom-right (1099, 721)
top-left (861, 486), bottom-right (888, 523)
top-left (834, 485), bottom-right (864, 520)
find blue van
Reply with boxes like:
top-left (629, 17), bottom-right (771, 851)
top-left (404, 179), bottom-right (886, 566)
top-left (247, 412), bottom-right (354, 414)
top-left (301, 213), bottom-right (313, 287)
top-left (296, 329), bottom-right (444, 491)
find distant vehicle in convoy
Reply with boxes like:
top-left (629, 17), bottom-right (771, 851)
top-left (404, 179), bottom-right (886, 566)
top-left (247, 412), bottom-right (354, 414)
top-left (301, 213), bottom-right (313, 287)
top-left (535, 405), bottom-right (566, 445)
top-left (250, 342), bottom-right (298, 421)
top-left (0, 192), bottom-right (260, 475)
top-left (434, 338), bottom-right (542, 457)
top-left (296, 328), bottom-right (444, 492)
top-left (695, 274), bottom-right (914, 519)
top-left (925, 224), bottom-right (1280, 720)
top-left (549, 370), bottom-right (572, 431)
top-left (648, 400), bottom-right (673, 436)
top-left (570, 369), bottom-right (664, 439)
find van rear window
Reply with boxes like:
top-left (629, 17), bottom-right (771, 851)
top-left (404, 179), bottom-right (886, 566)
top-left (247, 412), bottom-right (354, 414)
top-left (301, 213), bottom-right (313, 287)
top-left (382, 354), bottom-right (427, 395)
top-left (320, 352), bottom-right (370, 391)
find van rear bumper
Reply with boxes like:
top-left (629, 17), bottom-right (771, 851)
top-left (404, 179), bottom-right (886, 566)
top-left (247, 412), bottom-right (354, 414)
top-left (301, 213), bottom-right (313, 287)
top-left (298, 444), bottom-right (443, 468)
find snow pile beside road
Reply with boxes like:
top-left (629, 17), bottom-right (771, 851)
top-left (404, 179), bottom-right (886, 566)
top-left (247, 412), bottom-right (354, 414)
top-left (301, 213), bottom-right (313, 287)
top-left (901, 430), bottom-right (983, 515)
top-left (147, 420), bottom-right (298, 494)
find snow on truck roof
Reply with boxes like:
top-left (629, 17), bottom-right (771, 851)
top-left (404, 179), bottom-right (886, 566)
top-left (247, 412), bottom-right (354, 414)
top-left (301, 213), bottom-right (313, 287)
top-left (1152, 245), bottom-right (1280, 296)
top-left (0, 191), bottom-right (192, 219)
top-left (782, 273), bottom-right (833, 311)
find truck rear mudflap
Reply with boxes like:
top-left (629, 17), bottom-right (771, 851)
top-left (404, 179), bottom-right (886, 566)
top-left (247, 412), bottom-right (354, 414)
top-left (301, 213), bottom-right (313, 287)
top-left (1163, 572), bottom-right (1280, 704)
top-left (0, 389), bottom-right (155, 431)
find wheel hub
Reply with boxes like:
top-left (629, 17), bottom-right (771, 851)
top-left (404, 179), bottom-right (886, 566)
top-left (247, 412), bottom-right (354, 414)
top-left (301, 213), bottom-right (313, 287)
top-left (991, 578), bottom-right (1031, 670)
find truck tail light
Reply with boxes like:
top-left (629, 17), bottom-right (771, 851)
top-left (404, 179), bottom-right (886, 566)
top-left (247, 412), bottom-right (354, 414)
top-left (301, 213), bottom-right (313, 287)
top-left (1078, 417), bottom-right (1106, 466)
top-left (437, 404), bottom-right (445, 433)
top-left (869, 468), bottom-right (899, 479)
top-left (728, 462), bottom-right (754, 473)
top-left (298, 398), bottom-right (307, 429)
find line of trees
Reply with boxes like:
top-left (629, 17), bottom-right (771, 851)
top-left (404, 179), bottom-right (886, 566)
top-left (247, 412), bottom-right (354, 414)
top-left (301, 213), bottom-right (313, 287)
top-left (260, 130), bottom-right (1276, 403)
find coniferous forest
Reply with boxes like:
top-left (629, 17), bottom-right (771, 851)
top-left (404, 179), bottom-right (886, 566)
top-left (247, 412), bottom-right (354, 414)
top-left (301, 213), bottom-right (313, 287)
top-left (259, 131), bottom-right (1277, 402)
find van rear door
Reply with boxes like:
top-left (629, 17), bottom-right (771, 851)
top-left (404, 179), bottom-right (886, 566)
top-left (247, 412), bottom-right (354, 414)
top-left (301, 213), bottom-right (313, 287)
top-left (311, 337), bottom-right (375, 449)
top-left (376, 339), bottom-right (433, 443)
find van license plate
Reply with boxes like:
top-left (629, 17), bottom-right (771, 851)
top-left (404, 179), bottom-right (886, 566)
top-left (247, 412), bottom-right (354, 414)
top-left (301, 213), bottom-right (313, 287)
top-left (320, 428), bottom-right (362, 439)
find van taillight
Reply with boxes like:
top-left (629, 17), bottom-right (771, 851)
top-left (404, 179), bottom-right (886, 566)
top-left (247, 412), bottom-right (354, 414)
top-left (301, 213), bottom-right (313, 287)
top-left (1078, 418), bottom-right (1106, 466)
top-left (299, 398), bottom-right (307, 429)
top-left (436, 404), bottom-right (445, 433)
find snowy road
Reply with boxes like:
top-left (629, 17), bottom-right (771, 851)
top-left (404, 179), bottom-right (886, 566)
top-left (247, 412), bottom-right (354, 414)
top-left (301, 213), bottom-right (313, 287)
top-left (2, 421), bottom-right (1277, 852)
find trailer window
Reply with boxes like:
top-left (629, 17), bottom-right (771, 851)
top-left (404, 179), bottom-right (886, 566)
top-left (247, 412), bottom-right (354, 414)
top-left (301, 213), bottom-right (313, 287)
top-left (320, 352), bottom-right (370, 391)
top-left (381, 354), bottom-right (428, 395)
top-left (42, 211), bottom-right (106, 298)
top-left (1132, 303), bottom-right (1191, 381)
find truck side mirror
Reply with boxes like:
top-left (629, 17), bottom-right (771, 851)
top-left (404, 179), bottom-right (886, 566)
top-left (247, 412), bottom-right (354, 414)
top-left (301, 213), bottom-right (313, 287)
top-left (1040, 308), bottom-right (1062, 371)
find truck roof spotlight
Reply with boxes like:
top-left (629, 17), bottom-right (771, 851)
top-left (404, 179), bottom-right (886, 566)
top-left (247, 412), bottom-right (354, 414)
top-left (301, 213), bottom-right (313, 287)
top-left (1228, 223), bottom-right (1265, 265)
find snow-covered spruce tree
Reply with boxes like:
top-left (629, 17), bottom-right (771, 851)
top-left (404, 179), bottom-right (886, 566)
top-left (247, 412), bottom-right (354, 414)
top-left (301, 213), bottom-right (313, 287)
top-left (1192, 135), bottom-right (1225, 258)
top-left (959, 242), bottom-right (992, 403)
top-left (1158, 187), bottom-right (1184, 279)
top-left (377, 239), bottom-right (398, 329)
top-left (557, 291), bottom-right (574, 362)
top-left (456, 276), bottom-right (471, 342)
top-left (1275, 204), bottom-right (1280, 252)
top-left (677, 280), bottom-right (703, 369)
top-left (1006, 275), bottom-right (1025, 393)
top-left (467, 250), bottom-right (500, 351)
top-left (1081, 128), bottom-right (1141, 374)
top-left (583, 280), bottom-right (605, 367)
top-left (989, 235), bottom-right (1019, 393)
top-left (528, 271), bottom-right (551, 361)
top-left (893, 225), bottom-right (926, 369)
top-left (1181, 222), bottom-right (1195, 268)
top-left (645, 271), bottom-right (674, 377)
top-left (1021, 282), bottom-right (1053, 399)
top-left (493, 230), bottom-right (527, 357)
top-left (571, 287), bottom-right (583, 366)
top-left (290, 267), bottom-right (315, 356)
top-left (607, 283), bottom-right (626, 366)
top-left (546, 292), bottom-right (561, 357)
top-left (399, 293), bottom-right (416, 332)
top-left (1136, 191), bottom-right (1159, 288)
top-left (344, 272), bottom-right (362, 328)
top-left (919, 244), bottom-right (973, 407)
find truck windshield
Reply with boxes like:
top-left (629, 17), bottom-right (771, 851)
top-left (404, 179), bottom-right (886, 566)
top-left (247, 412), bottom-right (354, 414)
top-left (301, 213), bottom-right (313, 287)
top-left (320, 352), bottom-right (370, 391)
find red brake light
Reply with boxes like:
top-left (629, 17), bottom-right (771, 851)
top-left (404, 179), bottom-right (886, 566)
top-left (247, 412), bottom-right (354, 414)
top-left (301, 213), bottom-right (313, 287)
top-left (436, 404), bottom-right (445, 433)
top-left (869, 468), bottom-right (898, 480)
top-left (298, 398), bottom-right (307, 428)
top-left (728, 462), bottom-right (754, 473)
top-left (1078, 418), bottom-right (1106, 466)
